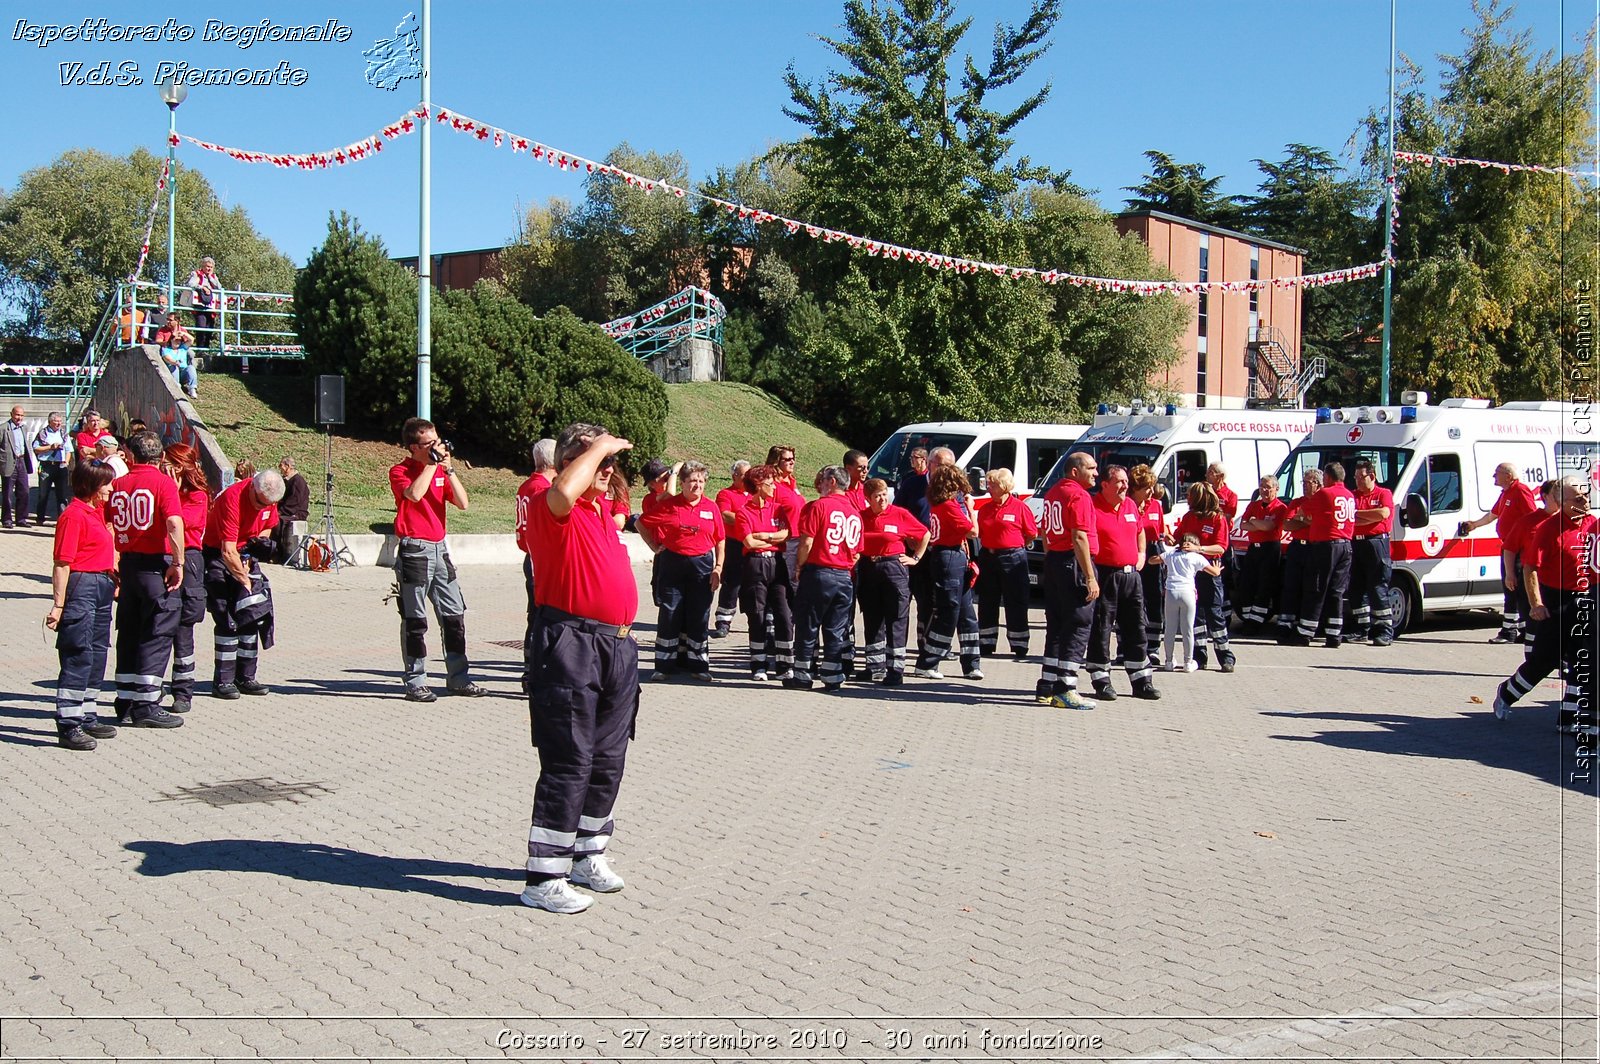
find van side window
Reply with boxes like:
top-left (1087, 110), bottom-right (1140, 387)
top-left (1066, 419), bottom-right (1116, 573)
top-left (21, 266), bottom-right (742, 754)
top-left (1173, 449), bottom-right (1208, 499)
top-left (988, 439), bottom-right (1017, 479)
top-left (1028, 439), bottom-right (1073, 490)
top-left (1427, 454), bottom-right (1463, 514)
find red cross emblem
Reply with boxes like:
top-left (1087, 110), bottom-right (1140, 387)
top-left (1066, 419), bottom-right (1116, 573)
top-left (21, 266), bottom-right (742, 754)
top-left (1421, 527), bottom-right (1444, 557)
top-left (1347, 425), bottom-right (1363, 443)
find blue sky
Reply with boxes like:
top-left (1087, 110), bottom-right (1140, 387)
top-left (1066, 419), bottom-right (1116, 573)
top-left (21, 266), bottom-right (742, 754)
top-left (1, 0), bottom-right (1592, 278)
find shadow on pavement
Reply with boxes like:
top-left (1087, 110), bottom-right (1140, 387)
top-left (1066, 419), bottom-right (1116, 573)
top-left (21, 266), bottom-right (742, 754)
top-left (126, 839), bottom-right (524, 906)
top-left (1266, 705), bottom-right (1595, 792)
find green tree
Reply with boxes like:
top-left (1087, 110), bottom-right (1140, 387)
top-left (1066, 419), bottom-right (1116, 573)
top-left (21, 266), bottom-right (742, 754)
top-left (1123, 150), bottom-right (1244, 227)
top-left (1365, 0), bottom-right (1597, 402)
top-left (0, 147), bottom-right (294, 341)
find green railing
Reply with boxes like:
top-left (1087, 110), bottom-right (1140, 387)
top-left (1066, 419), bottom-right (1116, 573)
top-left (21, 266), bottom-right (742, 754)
top-left (600, 286), bottom-right (726, 361)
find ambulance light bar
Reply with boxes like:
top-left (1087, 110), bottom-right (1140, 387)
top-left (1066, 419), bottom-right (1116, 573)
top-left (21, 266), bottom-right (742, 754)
top-left (1400, 406), bottom-right (1418, 423)
top-left (1316, 407), bottom-right (1333, 424)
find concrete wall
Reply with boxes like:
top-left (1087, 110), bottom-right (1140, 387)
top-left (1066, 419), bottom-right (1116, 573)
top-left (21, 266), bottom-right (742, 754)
top-left (93, 344), bottom-right (232, 489)
top-left (647, 337), bottom-right (722, 383)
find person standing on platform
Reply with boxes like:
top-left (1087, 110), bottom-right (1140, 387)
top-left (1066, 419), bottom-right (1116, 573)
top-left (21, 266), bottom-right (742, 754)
top-left (162, 444), bottom-right (209, 715)
top-left (1085, 465), bottom-right (1160, 701)
top-left (106, 430), bottom-right (187, 728)
top-left (1035, 451), bottom-right (1100, 710)
top-left (46, 461), bottom-right (118, 750)
top-left (1458, 463), bottom-right (1540, 644)
top-left (712, 460), bottom-right (751, 638)
top-left (734, 464), bottom-right (793, 681)
top-left (521, 422), bottom-right (639, 915)
top-left (976, 468), bottom-right (1037, 659)
top-left (1237, 475), bottom-right (1287, 631)
top-left (389, 418), bottom-right (487, 702)
top-left (1349, 459), bottom-right (1396, 645)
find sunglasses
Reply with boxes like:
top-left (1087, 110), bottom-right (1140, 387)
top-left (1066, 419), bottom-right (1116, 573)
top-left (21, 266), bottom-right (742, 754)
top-left (598, 456), bottom-right (617, 471)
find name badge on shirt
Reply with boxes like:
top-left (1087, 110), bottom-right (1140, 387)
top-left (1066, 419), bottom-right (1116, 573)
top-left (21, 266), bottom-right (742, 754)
top-left (884, 524), bottom-right (898, 533)
top-left (1124, 512), bottom-right (1136, 522)
top-left (1002, 514), bottom-right (1015, 522)
top-left (699, 509), bottom-right (715, 520)
top-left (434, 476), bottom-right (446, 488)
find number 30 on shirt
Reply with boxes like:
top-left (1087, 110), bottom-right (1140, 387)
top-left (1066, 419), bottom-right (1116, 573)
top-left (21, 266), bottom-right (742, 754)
top-left (110, 488), bottom-right (157, 532)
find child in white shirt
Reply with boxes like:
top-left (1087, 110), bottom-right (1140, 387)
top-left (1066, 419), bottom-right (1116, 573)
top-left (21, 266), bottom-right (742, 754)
top-left (1161, 534), bottom-right (1223, 670)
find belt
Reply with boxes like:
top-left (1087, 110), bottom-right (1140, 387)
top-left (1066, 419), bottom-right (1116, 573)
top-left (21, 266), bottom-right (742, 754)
top-left (1097, 563), bottom-right (1136, 574)
top-left (931, 544), bottom-right (964, 552)
top-left (1353, 533), bottom-right (1390, 540)
top-left (538, 604), bottom-right (632, 639)
top-left (862, 554), bottom-right (904, 561)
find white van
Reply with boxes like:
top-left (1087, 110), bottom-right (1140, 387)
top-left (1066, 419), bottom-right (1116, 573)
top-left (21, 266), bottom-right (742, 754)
top-left (867, 421), bottom-right (1089, 501)
top-left (1274, 393), bottom-right (1584, 632)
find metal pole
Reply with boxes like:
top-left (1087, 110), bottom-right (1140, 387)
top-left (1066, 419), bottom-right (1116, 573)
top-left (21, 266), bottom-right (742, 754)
top-left (416, 0), bottom-right (432, 420)
top-left (1379, 0), bottom-right (1396, 406)
top-left (167, 104), bottom-right (178, 320)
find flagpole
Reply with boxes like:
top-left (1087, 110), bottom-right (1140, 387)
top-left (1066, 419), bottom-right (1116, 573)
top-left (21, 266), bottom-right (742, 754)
top-left (1379, 0), bottom-right (1396, 405)
top-left (417, 0), bottom-right (432, 420)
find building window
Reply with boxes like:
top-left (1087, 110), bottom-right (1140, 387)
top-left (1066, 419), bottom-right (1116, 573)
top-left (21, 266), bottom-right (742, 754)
top-left (1197, 334), bottom-right (1208, 407)
top-left (1249, 245), bottom-right (1260, 319)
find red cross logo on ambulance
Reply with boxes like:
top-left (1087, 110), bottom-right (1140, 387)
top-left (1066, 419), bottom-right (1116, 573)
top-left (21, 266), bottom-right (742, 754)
top-left (1346, 425), bottom-right (1363, 444)
top-left (1420, 527), bottom-right (1444, 557)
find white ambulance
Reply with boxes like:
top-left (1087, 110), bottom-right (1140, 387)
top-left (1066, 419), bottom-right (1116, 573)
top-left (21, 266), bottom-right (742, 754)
top-left (1273, 393), bottom-right (1587, 632)
top-left (867, 421), bottom-right (1089, 501)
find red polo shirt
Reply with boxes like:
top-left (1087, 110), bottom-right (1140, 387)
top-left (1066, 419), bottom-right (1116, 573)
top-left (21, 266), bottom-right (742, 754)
top-left (641, 493), bottom-right (726, 556)
top-left (928, 499), bottom-right (974, 548)
top-left (1241, 497), bottom-right (1288, 545)
top-left (734, 496), bottom-right (786, 554)
top-left (1041, 478), bottom-right (1098, 554)
top-left (1504, 508), bottom-right (1551, 563)
top-left (860, 505), bottom-right (927, 557)
top-left (1214, 482), bottom-right (1239, 523)
top-left (1281, 497), bottom-right (1308, 546)
top-left (1525, 512), bottom-right (1598, 593)
top-left (799, 494), bottom-right (862, 570)
top-left (515, 472), bottom-right (551, 554)
top-left (109, 462), bottom-right (182, 555)
top-left (203, 480), bottom-right (278, 550)
top-left (978, 494), bottom-right (1038, 550)
top-left (844, 484), bottom-right (868, 512)
top-left (389, 458), bottom-right (449, 542)
top-left (1305, 484), bottom-right (1357, 542)
top-left (715, 486), bottom-right (750, 530)
top-left (1354, 485), bottom-right (1395, 536)
top-left (1175, 509), bottom-right (1230, 551)
top-left (1091, 493), bottom-right (1142, 567)
top-left (53, 499), bottom-right (114, 572)
top-left (774, 481), bottom-right (806, 535)
top-left (178, 488), bottom-right (208, 550)
top-left (75, 429), bottom-right (114, 459)
top-left (1135, 496), bottom-right (1166, 547)
top-left (1492, 481), bottom-right (1539, 541)
top-left (527, 492), bottom-right (638, 626)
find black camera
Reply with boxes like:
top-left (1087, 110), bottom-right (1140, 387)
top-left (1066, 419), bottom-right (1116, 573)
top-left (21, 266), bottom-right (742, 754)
top-left (429, 440), bottom-right (454, 464)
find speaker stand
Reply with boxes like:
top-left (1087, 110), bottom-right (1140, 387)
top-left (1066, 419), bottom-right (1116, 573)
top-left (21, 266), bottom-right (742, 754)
top-left (309, 425), bottom-right (356, 572)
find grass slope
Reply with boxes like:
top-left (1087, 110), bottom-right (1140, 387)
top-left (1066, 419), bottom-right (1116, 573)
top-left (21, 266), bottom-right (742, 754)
top-left (197, 373), bottom-right (847, 535)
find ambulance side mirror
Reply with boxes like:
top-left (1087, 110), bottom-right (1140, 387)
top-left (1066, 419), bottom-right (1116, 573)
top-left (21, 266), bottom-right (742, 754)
top-left (967, 466), bottom-right (986, 489)
top-left (1402, 492), bottom-right (1429, 529)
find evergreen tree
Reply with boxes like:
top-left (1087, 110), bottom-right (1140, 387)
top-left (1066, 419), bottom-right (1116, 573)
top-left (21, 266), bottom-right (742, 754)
top-left (1123, 150), bottom-right (1244, 227)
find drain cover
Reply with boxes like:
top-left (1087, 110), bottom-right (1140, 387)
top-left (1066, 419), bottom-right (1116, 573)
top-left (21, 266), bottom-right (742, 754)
top-left (156, 778), bottom-right (333, 807)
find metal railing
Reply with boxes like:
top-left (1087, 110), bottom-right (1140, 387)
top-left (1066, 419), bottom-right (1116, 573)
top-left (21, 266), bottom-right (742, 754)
top-left (0, 364), bottom-right (103, 407)
top-left (601, 286), bottom-right (726, 361)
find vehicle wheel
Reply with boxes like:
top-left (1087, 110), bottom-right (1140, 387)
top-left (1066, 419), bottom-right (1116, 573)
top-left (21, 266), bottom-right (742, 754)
top-left (1390, 578), bottom-right (1416, 635)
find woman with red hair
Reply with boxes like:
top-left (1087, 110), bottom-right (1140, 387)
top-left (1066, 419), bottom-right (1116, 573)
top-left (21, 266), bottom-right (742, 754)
top-left (162, 443), bottom-right (211, 713)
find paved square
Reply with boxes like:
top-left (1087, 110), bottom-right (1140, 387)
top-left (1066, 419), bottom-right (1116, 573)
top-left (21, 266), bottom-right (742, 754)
top-left (0, 528), bottom-right (1594, 1061)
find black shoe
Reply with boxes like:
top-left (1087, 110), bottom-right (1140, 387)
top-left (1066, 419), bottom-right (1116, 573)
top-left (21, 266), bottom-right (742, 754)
top-left (1488, 631), bottom-right (1517, 644)
top-left (1091, 681), bottom-right (1118, 702)
top-left (686, 672), bottom-right (718, 684)
top-left (59, 727), bottom-right (97, 751)
top-left (212, 683), bottom-right (241, 700)
top-left (1219, 655), bottom-right (1236, 674)
top-left (1193, 653), bottom-right (1209, 670)
top-left (822, 682), bottom-right (843, 691)
top-left (711, 625), bottom-right (730, 639)
top-left (132, 708), bottom-right (184, 728)
top-left (1013, 649), bottom-right (1029, 660)
top-left (782, 677), bottom-right (814, 690)
top-left (404, 685), bottom-right (438, 703)
top-left (1280, 632), bottom-right (1311, 647)
top-left (881, 671), bottom-right (904, 687)
top-left (446, 682), bottom-right (489, 697)
top-left (1325, 637), bottom-right (1342, 649)
top-left (82, 722), bottom-right (118, 739)
top-left (169, 696), bottom-right (191, 714)
top-left (1133, 681), bottom-right (1162, 701)
top-left (236, 680), bottom-right (270, 696)
top-left (1370, 636), bottom-right (1393, 647)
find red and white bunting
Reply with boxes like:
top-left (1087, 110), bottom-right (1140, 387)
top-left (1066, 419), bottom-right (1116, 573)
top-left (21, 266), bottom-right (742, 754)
top-left (1394, 150), bottom-right (1596, 180)
top-left (600, 286), bottom-right (725, 338)
top-left (173, 106), bottom-right (422, 170)
top-left (126, 159), bottom-right (172, 283)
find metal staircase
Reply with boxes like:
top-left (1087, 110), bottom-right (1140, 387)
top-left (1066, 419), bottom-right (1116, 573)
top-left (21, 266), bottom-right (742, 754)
top-left (1246, 326), bottom-right (1324, 409)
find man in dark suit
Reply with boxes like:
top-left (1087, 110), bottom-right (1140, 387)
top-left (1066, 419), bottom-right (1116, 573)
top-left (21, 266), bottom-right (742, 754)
top-left (2, 406), bottom-right (36, 528)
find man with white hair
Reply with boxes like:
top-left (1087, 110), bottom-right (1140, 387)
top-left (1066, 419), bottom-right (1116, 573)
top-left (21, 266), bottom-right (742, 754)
top-left (203, 466), bottom-right (286, 698)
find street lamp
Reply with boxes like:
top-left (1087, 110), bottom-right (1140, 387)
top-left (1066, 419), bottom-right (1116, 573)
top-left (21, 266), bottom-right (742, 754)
top-left (157, 77), bottom-right (187, 318)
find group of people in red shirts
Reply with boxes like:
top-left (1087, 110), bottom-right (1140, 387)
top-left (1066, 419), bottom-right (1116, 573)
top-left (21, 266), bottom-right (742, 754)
top-left (46, 425), bottom-right (286, 751)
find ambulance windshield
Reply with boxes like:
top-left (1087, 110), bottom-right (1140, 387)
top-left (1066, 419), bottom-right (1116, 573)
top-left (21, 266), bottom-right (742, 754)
top-left (1274, 446), bottom-right (1413, 501)
top-left (868, 430), bottom-right (977, 487)
top-left (1035, 444), bottom-right (1161, 496)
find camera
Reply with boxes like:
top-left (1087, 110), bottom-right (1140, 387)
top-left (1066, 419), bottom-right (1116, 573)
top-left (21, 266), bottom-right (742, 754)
top-left (429, 440), bottom-right (454, 464)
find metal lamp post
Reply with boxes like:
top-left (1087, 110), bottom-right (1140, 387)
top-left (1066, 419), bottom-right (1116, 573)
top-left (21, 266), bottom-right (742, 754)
top-left (157, 77), bottom-right (188, 316)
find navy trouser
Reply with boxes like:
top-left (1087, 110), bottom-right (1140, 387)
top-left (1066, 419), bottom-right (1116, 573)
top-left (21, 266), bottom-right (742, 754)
top-left (1350, 535), bottom-right (1394, 640)
top-left (1501, 555), bottom-right (1530, 638)
top-left (740, 550), bottom-right (793, 675)
top-left (523, 554), bottom-right (536, 631)
top-left (114, 553), bottom-right (179, 720)
top-left (54, 572), bottom-right (113, 734)
top-left (1239, 542), bottom-right (1282, 626)
top-left (794, 565), bottom-right (854, 686)
top-left (715, 540), bottom-right (743, 631)
top-left (1088, 566), bottom-right (1153, 686)
top-left (169, 548), bottom-right (206, 700)
top-left (1038, 551), bottom-right (1094, 698)
top-left (1499, 586), bottom-right (1596, 728)
top-left (977, 546), bottom-right (1031, 656)
top-left (1294, 539), bottom-right (1352, 640)
top-left (1193, 566), bottom-right (1234, 665)
top-left (35, 462), bottom-right (67, 522)
top-left (1277, 541), bottom-right (1310, 630)
top-left (205, 549), bottom-right (266, 686)
top-left (525, 609), bottom-right (640, 885)
top-left (858, 556), bottom-right (912, 678)
top-left (918, 546), bottom-right (980, 672)
top-left (1141, 548), bottom-right (1164, 647)
top-left (654, 549), bottom-right (715, 674)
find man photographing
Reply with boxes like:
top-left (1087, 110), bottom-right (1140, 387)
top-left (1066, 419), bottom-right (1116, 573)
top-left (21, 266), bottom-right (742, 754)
top-left (390, 417), bottom-right (486, 701)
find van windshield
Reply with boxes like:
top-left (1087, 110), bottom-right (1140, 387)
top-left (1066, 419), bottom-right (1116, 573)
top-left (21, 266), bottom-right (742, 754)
top-left (868, 430), bottom-right (976, 487)
top-left (1274, 446), bottom-right (1414, 500)
top-left (1036, 443), bottom-right (1161, 496)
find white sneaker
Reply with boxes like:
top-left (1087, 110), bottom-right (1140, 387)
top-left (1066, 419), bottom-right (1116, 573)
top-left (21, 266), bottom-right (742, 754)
top-left (520, 878), bottom-right (594, 913)
top-left (569, 854), bottom-right (625, 893)
top-left (912, 667), bottom-right (944, 679)
top-left (963, 668), bottom-right (984, 681)
top-left (751, 670), bottom-right (769, 682)
top-left (1184, 660), bottom-right (1200, 672)
top-left (1165, 660), bottom-right (1179, 671)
